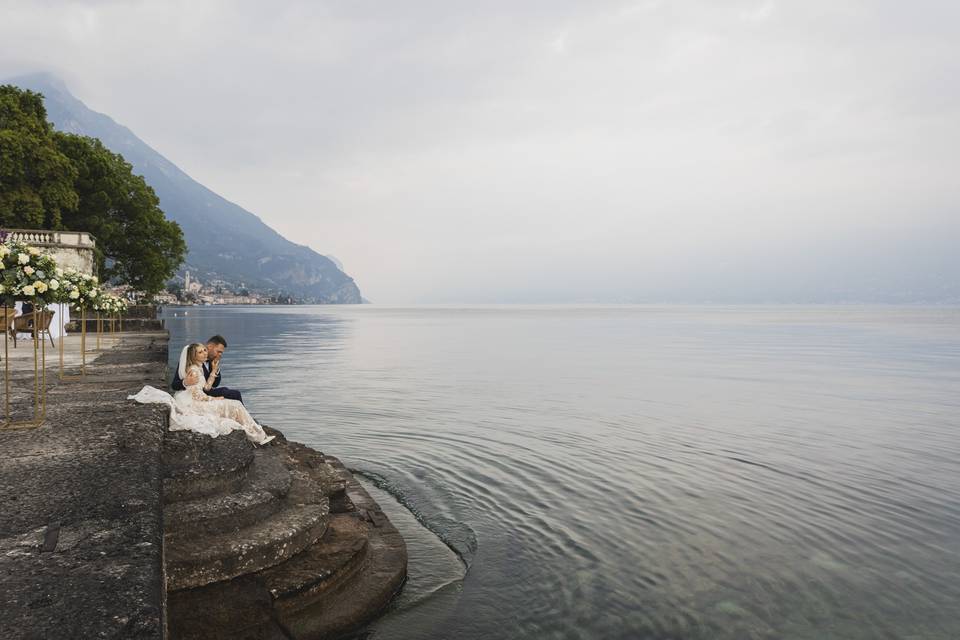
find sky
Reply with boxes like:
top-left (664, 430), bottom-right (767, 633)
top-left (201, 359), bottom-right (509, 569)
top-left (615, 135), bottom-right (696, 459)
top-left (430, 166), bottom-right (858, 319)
top-left (1, 0), bottom-right (958, 303)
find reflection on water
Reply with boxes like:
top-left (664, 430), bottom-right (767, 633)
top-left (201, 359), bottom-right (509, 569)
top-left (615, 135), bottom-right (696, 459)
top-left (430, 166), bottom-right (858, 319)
top-left (163, 305), bottom-right (960, 640)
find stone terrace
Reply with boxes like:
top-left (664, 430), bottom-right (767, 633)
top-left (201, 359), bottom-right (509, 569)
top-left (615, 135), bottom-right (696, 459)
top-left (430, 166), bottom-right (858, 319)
top-left (0, 331), bottom-right (169, 639)
top-left (0, 330), bottom-right (407, 640)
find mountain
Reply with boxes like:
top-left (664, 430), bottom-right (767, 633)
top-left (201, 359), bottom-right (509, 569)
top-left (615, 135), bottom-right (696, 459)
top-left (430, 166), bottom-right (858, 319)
top-left (8, 73), bottom-right (362, 303)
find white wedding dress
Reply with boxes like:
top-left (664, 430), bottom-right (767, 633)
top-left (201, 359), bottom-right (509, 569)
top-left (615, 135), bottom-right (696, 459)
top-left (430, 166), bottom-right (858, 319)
top-left (129, 346), bottom-right (274, 445)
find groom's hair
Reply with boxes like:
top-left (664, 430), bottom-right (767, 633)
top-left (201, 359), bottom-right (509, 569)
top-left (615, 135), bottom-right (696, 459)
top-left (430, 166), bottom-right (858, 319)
top-left (207, 335), bottom-right (228, 348)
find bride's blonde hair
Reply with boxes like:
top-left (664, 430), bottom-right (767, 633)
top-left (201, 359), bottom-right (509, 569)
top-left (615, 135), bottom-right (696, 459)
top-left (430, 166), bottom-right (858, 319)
top-left (186, 342), bottom-right (206, 367)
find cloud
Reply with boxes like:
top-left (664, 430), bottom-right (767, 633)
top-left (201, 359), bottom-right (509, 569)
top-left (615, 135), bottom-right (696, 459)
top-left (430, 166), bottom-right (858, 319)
top-left (1, 0), bottom-right (959, 302)
top-left (740, 0), bottom-right (775, 24)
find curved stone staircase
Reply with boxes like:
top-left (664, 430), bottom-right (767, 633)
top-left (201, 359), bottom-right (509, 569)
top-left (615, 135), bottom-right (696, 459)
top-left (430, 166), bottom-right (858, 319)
top-left (162, 428), bottom-right (407, 639)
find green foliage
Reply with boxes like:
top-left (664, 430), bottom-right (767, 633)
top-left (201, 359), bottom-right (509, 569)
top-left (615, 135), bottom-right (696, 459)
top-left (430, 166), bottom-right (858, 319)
top-left (0, 85), bottom-right (186, 295)
top-left (0, 85), bottom-right (78, 228)
top-left (54, 133), bottom-right (186, 295)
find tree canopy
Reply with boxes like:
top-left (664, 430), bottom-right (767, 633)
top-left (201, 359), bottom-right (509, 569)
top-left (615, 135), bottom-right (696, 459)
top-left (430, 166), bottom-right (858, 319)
top-left (54, 132), bottom-right (186, 294)
top-left (0, 84), bottom-right (185, 294)
top-left (0, 86), bottom-right (78, 228)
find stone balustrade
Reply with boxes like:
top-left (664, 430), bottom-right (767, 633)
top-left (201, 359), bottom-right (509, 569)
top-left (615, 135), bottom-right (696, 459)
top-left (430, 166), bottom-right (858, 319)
top-left (4, 229), bottom-right (96, 249)
top-left (3, 229), bottom-right (97, 275)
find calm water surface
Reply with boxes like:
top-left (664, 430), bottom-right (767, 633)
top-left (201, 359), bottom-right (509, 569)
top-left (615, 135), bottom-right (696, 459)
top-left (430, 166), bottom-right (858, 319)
top-left (163, 305), bottom-right (960, 640)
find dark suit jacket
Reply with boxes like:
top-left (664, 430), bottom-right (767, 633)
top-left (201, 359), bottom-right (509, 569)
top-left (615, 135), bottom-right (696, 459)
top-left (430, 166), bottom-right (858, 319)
top-left (171, 360), bottom-right (222, 392)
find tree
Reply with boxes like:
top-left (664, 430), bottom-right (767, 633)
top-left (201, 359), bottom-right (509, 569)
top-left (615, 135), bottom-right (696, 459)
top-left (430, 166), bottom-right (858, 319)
top-left (0, 85), bottom-right (78, 228)
top-left (54, 133), bottom-right (186, 294)
top-left (0, 85), bottom-right (186, 296)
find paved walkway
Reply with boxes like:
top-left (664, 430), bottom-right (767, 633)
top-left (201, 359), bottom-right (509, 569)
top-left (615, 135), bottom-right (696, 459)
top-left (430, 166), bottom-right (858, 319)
top-left (0, 332), bottom-right (169, 640)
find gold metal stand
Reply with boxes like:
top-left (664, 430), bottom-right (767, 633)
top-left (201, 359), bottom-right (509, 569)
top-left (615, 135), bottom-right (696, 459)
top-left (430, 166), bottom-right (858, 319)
top-left (89, 312), bottom-right (107, 353)
top-left (2, 305), bottom-right (46, 429)
top-left (59, 304), bottom-right (86, 380)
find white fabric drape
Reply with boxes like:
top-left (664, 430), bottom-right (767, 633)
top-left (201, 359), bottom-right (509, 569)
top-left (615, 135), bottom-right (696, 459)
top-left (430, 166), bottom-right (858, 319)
top-left (177, 344), bottom-right (191, 380)
top-left (7, 303), bottom-right (68, 339)
top-left (129, 385), bottom-right (238, 438)
top-left (47, 304), bottom-right (70, 339)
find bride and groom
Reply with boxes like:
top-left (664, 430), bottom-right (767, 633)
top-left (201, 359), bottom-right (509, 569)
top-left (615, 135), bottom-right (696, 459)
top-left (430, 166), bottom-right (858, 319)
top-left (130, 334), bottom-right (274, 445)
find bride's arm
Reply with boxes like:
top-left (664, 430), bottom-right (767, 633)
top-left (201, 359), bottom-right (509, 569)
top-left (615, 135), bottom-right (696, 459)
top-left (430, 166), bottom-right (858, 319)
top-left (188, 367), bottom-right (212, 402)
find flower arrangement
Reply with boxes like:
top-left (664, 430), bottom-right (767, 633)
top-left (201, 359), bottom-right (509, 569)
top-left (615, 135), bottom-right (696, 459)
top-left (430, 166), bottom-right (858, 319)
top-left (0, 238), bottom-right (61, 306)
top-left (57, 268), bottom-right (102, 310)
top-left (95, 293), bottom-right (127, 315)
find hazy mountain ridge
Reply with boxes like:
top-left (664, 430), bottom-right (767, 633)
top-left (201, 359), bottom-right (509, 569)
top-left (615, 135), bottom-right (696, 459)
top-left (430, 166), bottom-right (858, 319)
top-left (10, 73), bottom-right (361, 303)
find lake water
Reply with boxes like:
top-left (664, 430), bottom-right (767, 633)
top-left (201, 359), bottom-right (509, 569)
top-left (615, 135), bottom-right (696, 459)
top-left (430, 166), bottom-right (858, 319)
top-left (162, 305), bottom-right (960, 640)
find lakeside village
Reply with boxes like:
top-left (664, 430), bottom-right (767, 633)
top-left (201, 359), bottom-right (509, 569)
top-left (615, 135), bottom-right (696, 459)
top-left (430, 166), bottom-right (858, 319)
top-left (154, 270), bottom-right (262, 306)
top-left (154, 271), bottom-right (300, 306)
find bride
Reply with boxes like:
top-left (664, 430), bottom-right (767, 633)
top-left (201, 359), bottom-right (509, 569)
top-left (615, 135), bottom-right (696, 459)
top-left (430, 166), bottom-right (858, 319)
top-left (130, 343), bottom-right (275, 445)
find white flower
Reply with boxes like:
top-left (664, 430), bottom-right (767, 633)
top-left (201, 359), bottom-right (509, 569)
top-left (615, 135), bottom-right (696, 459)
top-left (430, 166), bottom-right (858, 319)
top-left (49, 279), bottom-right (60, 290)
top-left (18, 253), bottom-right (30, 265)
top-left (91, 276), bottom-right (99, 283)
top-left (22, 285), bottom-right (35, 296)
top-left (0, 245), bottom-right (9, 257)
top-left (69, 289), bottom-right (80, 300)
top-left (28, 247), bottom-right (40, 256)
top-left (0, 284), bottom-right (4, 293)
top-left (35, 281), bottom-right (48, 294)
top-left (23, 265), bottom-right (34, 275)
top-left (55, 267), bottom-right (63, 276)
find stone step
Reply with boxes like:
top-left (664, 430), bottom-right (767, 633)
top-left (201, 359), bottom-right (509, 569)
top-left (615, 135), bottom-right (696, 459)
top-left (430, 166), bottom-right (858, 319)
top-left (258, 513), bottom-right (371, 613)
top-left (163, 431), bottom-right (255, 503)
top-left (164, 449), bottom-right (292, 538)
top-left (163, 453), bottom-right (407, 639)
top-left (165, 474), bottom-right (330, 591)
top-left (278, 511), bottom-right (407, 639)
top-left (167, 575), bottom-right (283, 640)
top-left (165, 516), bottom-right (372, 639)
top-left (277, 458), bottom-right (407, 638)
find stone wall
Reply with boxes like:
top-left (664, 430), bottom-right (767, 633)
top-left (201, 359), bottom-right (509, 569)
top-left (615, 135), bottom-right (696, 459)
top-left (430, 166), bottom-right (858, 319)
top-left (6, 229), bottom-right (96, 275)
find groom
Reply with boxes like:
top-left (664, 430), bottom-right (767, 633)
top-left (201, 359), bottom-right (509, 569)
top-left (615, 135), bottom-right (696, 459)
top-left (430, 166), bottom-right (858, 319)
top-left (171, 334), bottom-right (244, 403)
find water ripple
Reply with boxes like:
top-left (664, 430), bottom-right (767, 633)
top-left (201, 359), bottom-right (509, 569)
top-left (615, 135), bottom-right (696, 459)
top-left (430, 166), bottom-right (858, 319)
top-left (164, 305), bottom-right (960, 640)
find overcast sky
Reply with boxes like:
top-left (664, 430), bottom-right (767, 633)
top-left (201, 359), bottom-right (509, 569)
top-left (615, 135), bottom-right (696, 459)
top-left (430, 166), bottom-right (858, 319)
top-left (2, 0), bottom-right (958, 303)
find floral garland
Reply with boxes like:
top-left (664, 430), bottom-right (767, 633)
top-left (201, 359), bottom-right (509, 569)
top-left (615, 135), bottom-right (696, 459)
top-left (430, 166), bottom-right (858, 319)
top-left (0, 239), bottom-right (62, 306)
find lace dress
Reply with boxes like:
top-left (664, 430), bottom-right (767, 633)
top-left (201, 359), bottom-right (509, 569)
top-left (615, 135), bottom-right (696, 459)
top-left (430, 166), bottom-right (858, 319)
top-left (130, 365), bottom-right (273, 445)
